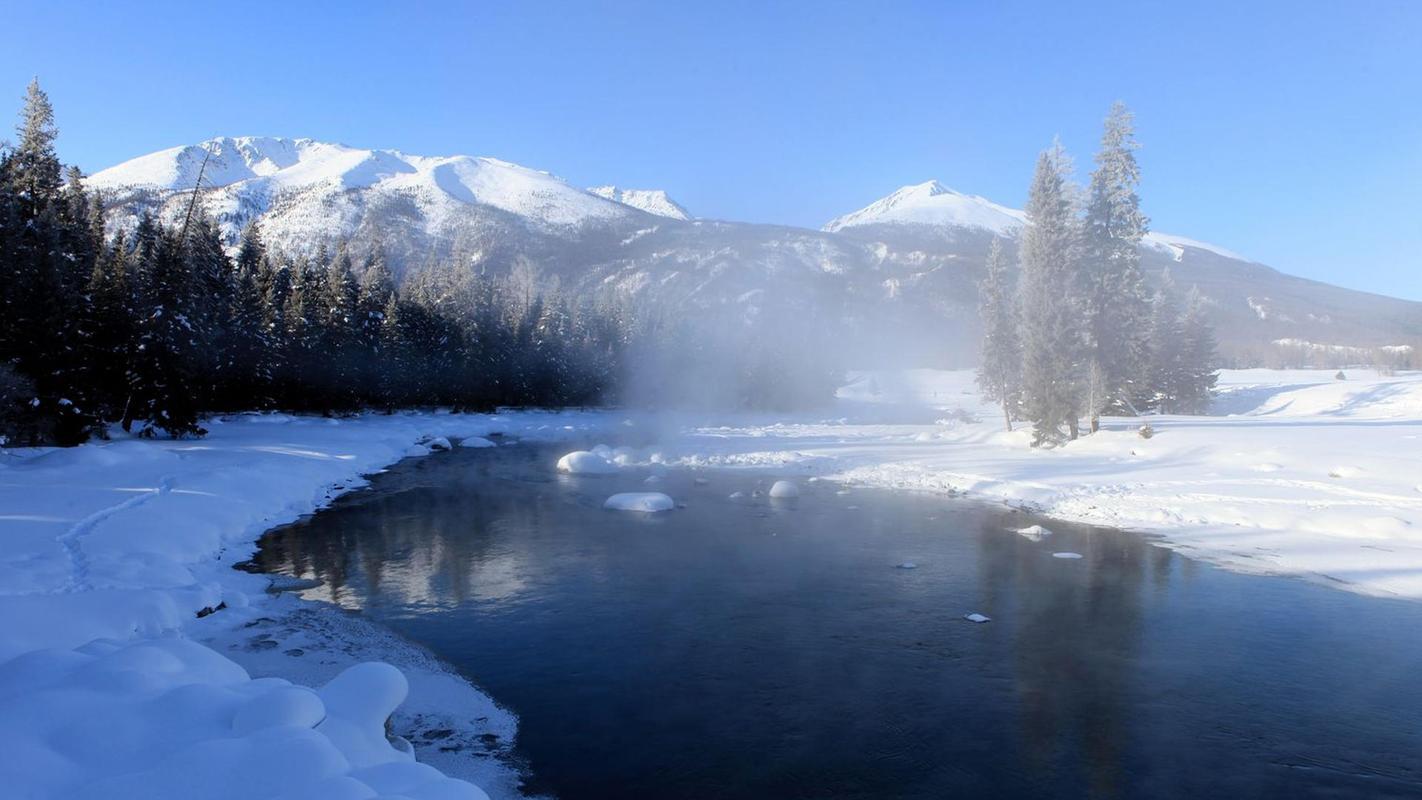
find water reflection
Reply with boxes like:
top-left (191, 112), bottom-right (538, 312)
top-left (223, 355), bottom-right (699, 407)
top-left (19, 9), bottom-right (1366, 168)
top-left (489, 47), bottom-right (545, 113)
top-left (255, 443), bottom-right (1422, 800)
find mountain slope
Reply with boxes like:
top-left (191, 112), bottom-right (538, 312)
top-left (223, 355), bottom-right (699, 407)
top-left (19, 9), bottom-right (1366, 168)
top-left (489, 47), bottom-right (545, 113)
top-left (587, 186), bottom-right (691, 220)
top-left (86, 139), bottom-right (1422, 366)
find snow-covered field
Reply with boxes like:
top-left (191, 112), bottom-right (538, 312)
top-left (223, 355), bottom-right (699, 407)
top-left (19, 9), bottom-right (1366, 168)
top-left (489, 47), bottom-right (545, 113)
top-left (3, 369), bottom-right (1421, 798)
top-left (664, 368), bottom-right (1422, 599)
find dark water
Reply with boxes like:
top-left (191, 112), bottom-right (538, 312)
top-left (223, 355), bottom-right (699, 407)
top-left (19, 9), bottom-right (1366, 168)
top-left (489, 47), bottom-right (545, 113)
top-left (254, 442), bottom-right (1422, 799)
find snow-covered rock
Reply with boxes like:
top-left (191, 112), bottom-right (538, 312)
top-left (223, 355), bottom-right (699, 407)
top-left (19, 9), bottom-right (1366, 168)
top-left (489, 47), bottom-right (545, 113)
top-left (964, 613), bottom-right (991, 624)
top-left (768, 480), bottom-right (800, 499)
top-left (603, 492), bottom-right (675, 513)
top-left (1052, 552), bottom-right (1084, 560)
top-left (556, 450), bottom-right (618, 475)
top-left (1011, 524), bottom-right (1053, 541)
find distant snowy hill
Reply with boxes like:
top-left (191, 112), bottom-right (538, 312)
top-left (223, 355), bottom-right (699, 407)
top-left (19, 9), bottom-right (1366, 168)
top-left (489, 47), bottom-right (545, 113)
top-left (588, 185), bottom-right (690, 220)
top-left (86, 138), bottom-right (1422, 365)
top-left (825, 179), bottom-right (1250, 263)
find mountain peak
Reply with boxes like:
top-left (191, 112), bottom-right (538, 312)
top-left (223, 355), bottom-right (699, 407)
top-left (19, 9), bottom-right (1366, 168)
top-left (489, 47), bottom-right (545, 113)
top-left (823, 180), bottom-right (1024, 234)
top-left (588, 186), bottom-right (691, 220)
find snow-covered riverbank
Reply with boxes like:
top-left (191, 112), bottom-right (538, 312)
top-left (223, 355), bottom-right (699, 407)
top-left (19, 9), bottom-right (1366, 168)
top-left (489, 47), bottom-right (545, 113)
top-left (662, 368), bottom-right (1422, 599)
top-left (0, 410), bottom-right (620, 800)
top-left (3, 369), bottom-right (1421, 798)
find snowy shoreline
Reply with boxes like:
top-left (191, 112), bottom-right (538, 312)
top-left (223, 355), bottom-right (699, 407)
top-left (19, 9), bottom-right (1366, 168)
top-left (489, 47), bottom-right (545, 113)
top-left (4, 369), bottom-right (1422, 798)
top-left (0, 410), bottom-right (622, 800)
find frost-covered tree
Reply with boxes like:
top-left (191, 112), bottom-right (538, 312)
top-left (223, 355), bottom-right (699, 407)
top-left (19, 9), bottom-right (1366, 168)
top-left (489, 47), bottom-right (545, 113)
top-left (976, 237), bottom-right (1021, 430)
top-left (1146, 269), bottom-right (1186, 413)
top-left (1176, 286), bottom-right (1219, 414)
top-left (1018, 141), bottom-right (1087, 445)
top-left (1083, 102), bottom-right (1152, 420)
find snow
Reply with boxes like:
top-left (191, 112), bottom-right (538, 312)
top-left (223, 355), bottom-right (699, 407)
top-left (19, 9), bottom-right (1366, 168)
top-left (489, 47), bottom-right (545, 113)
top-left (5, 369), bottom-right (1422, 795)
top-left (555, 449), bottom-right (618, 474)
top-left (1012, 524), bottom-right (1053, 541)
top-left (964, 613), bottom-right (992, 624)
top-left (86, 136), bottom-right (638, 239)
top-left (0, 409), bottom-right (617, 799)
top-left (587, 185), bottom-right (691, 220)
top-left (603, 492), bottom-right (676, 513)
top-left (823, 180), bottom-right (1025, 235)
top-left (1051, 552), bottom-right (1084, 560)
top-left (661, 368), bottom-right (1422, 600)
top-left (768, 480), bottom-right (800, 499)
top-left (824, 180), bottom-right (1249, 262)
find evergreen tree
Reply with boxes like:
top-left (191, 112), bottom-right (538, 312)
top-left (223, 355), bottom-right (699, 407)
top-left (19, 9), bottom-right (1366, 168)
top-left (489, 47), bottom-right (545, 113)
top-left (1146, 269), bottom-right (1186, 413)
top-left (1017, 141), bottom-right (1087, 445)
top-left (1083, 102), bottom-right (1152, 420)
top-left (976, 237), bottom-right (1021, 431)
top-left (1177, 286), bottom-right (1219, 414)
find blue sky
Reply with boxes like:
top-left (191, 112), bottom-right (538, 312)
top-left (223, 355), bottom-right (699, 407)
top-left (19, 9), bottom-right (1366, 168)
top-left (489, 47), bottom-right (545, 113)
top-left (4, 1), bottom-right (1419, 299)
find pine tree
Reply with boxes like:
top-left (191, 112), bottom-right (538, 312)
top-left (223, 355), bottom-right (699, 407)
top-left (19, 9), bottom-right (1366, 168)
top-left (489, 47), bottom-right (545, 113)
top-left (976, 237), bottom-right (1021, 431)
top-left (1177, 286), bottom-right (1219, 414)
top-left (1017, 141), bottom-right (1087, 446)
top-left (1083, 102), bottom-right (1152, 420)
top-left (124, 225), bottom-right (204, 437)
top-left (1146, 269), bottom-right (1186, 413)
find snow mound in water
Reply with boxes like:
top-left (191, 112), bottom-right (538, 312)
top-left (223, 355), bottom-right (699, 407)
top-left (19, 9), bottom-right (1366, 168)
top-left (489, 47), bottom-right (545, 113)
top-left (556, 450), bottom-right (618, 474)
top-left (604, 492), bottom-right (675, 513)
top-left (1012, 524), bottom-right (1052, 541)
top-left (1052, 552), bottom-right (1084, 559)
top-left (460, 436), bottom-right (496, 448)
top-left (964, 613), bottom-right (991, 623)
top-left (769, 480), bottom-right (800, 499)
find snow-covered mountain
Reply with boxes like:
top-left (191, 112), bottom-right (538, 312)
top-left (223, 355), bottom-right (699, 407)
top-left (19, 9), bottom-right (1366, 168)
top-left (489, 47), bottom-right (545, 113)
top-left (588, 186), bottom-right (690, 220)
top-left (87, 136), bottom-right (657, 256)
top-left (86, 137), bottom-right (1422, 365)
top-left (825, 179), bottom-right (1250, 263)
top-left (824, 180), bottom-right (1025, 235)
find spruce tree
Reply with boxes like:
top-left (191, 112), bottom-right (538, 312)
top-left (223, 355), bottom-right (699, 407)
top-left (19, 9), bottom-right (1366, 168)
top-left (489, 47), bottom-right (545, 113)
top-left (976, 237), bottom-right (1021, 431)
top-left (1017, 141), bottom-right (1087, 445)
top-left (1084, 102), bottom-right (1152, 420)
top-left (1177, 286), bottom-right (1219, 414)
top-left (1146, 269), bottom-right (1186, 413)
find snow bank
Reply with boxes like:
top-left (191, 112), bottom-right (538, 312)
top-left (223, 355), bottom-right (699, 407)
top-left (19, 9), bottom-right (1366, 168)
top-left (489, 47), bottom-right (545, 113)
top-left (677, 369), bottom-right (1422, 600)
top-left (0, 409), bottom-right (617, 799)
top-left (603, 492), bottom-right (675, 513)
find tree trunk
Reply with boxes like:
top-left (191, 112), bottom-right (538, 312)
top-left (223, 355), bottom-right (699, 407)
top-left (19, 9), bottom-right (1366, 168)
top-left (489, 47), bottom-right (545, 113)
top-left (1090, 413), bottom-right (1100, 434)
top-left (1002, 403), bottom-right (1013, 432)
top-left (1067, 416), bottom-right (1079, 441)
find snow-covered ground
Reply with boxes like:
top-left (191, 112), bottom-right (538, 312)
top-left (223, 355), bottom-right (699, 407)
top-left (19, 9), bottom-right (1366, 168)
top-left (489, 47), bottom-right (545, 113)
top-left (3, 369), bottom-right (1421, 798)
top-left (656, 368), bottom-right (1422, 599)
top-left (0, 410), bottom-right (620, 800)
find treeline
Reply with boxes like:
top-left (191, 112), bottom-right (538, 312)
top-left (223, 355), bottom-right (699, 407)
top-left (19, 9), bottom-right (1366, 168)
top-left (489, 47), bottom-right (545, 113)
top-left (0, 81), bottom-right (843, 447)
top-left (0, 82), bottom-right (763, 445)
top-left (977, 103), bottom-right (1218, 446)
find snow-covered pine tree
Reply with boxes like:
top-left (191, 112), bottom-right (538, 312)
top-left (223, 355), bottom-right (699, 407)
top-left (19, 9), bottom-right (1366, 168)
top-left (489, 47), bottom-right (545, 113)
top-left (123, 221), bottom-right (204, 437)
top-left (1083, 102), bottom-right (1153, 422)
top-left (321, 248), bottom-right (361, 408)
top-left (1018, 141), bottom-right (1088, 445)
top-left (0, 80), bottom-right (97, 443)
top-left (976, 237), bottom-right (1021, 430)
top-left (1177, 286), bottom-right (1219, 414)
top-left (1146, 269), bottom-right (1186, 413)
top-left (377, 292), bottom-right (407, 410)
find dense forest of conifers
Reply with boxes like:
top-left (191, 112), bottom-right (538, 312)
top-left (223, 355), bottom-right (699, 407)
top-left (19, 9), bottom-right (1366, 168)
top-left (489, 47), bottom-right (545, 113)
top-left (0, 81), bottom-right (842, 446)
top-left (0, 82), bottom-right (641, 445)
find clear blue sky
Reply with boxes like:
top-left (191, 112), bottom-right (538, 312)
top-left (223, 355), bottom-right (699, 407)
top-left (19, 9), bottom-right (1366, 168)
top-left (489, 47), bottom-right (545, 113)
top-left (4, 1), bottom-right (1419, 299)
